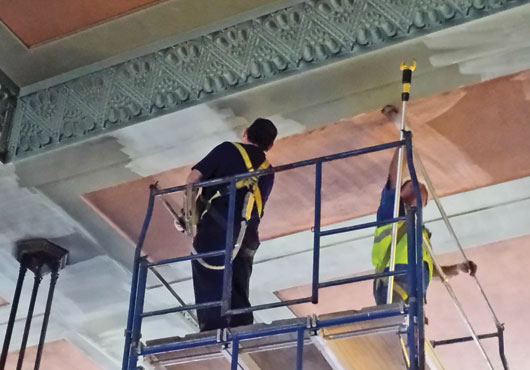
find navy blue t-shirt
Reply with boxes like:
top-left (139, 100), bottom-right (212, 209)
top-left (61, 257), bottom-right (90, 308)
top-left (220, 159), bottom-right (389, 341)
top-left (192, 141), bottom-right (274, 252)
top-left (376, 180), bottom-right (405, 222)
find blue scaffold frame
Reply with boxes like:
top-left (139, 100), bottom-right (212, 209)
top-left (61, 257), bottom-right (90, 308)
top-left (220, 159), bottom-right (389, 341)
top-left (122, 131), bottom-right (427, 370)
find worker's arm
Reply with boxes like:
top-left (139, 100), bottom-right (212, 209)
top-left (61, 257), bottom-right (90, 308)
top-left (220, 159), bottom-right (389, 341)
top-left (382, 105), bottom-right (407, 190)
top-left (173, 169), bottom-right (203, 233)
top-left (182, 169), bottom-right (202, 204)
top-left (387, 149), bottom-right (400, 190)
top-left (433, 261), bottom-right (478, 279)
top-left (186, 169), bottom-right (202, 184)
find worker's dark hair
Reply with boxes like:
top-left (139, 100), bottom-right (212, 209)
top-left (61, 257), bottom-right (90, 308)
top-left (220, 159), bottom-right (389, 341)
top-left (246, 118), bottom-right (277, 151)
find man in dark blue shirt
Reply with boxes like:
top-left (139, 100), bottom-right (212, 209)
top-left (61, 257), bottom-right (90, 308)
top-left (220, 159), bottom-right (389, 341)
top-left (186, 118), bottom-right (277, 331)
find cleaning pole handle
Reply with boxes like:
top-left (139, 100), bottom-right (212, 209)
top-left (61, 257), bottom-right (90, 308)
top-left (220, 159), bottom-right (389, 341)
top-left (400, 60), bottom-right (416, 102)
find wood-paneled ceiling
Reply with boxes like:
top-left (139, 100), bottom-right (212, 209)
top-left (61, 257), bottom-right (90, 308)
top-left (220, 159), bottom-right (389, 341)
top-left (83, 69), bottom-right (530, 262)
top-left (0, 0), bottom-right (164, 47)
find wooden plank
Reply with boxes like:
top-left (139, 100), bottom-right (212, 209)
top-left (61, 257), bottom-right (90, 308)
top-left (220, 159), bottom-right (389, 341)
top-left (244, 344), bottom-right (333, 370)
top-left (317, 305), bottom-right (408, 370)
top-left (164, 358), bottom-right (231, 370)
top-left (321, 331), bottom-right (407, 370)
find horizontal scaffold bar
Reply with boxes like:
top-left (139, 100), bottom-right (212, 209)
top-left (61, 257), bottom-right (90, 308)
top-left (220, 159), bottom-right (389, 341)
top-left (154, 140), bottom-right (405, 195)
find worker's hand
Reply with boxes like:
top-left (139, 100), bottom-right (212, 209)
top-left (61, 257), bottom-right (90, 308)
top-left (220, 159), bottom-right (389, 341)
top-left (381, 105), bottom-right (400, 128)
top-left (173, 209), bottom-right (186, 233)
top-left (458, 261), bottom-right (477, 277)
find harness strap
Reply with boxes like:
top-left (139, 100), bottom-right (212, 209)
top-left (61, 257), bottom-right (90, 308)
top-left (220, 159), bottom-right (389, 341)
top-left (232, 142), bottom-right (269, 218)
top-left (393, 282), bottom-right (409, 301)
top-left (194, 142), bottom-right (269, 270)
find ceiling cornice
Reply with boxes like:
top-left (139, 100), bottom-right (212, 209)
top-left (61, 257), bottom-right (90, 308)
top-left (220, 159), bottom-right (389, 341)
top-left (4, 0), bottom-right (529, 162)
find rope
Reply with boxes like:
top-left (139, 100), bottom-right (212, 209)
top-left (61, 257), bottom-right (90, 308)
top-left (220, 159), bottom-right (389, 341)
top-left (423, 235), bottom-right (495, 370)
top-left (413, 150), bottom-right (503, 329)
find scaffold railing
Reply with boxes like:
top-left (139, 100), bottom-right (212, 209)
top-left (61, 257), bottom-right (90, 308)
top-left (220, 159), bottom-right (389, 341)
top-left (122, 131), bottom-right (430, 370)
top-left (123, 128), bottom-right (509, 370)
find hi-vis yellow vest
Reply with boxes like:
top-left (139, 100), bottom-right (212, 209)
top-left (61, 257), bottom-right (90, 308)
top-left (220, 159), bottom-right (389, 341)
top-left (372, 221), bottom-right (433, 283)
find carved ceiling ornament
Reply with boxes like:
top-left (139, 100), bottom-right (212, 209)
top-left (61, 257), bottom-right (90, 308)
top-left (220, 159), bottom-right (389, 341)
top-left (0, 74), bottom-right (18, 162)
top-left (5, 0), bottom-right (527, 161)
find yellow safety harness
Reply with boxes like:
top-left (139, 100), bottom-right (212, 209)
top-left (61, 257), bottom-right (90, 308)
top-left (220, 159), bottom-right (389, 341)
top-left (372, 221), bottom-right (433, 302)
top-left (191, 142), bottom-right (270, 270)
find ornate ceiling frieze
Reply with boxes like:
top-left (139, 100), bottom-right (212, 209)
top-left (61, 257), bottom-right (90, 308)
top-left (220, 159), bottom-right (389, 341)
top-left (0, 69), bottom-right (18, 163)
top-left (5, 0), bottom-right (528, 161)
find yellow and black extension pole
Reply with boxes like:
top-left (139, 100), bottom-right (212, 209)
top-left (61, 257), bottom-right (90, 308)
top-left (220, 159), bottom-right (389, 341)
top-left (386, 61), bottom-right (416, 304)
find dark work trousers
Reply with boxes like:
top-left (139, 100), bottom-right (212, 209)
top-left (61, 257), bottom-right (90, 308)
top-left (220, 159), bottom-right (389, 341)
top-left (192, 251), bottom-right (255, 332)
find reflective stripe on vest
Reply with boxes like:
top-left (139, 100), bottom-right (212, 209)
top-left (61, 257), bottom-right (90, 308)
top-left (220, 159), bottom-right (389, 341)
top-left (372, 221), bottom-right (433, 283)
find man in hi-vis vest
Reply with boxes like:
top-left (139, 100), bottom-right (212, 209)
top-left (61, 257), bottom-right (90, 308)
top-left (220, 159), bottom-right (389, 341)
top-left (373, 106), bottom-right (477, 305)
top-left (185, 118), bottom-right (277, 331)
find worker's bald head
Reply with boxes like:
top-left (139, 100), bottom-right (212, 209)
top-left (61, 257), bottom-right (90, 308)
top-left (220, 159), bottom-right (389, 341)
top-left (400, 180), bottom-right (428, 208)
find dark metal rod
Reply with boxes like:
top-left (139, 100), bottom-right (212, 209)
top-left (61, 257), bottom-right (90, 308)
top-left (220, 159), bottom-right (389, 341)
top-left (225, 297), bottom-right (313, 316)
top-left (406, 207), bottom-right (418, 370)
top-left (16, 271), bottom-right (42, 370)
top-left (141, 335), bottom-right (219, 355)
top-left (431, 332), bottom-right (500, 347)
top-left (318, 270), bottom-right (407, 289)
top-left (316, 306), bottom-right (404, 329)
top-left (319, 217), bottom-right (406, 237)
top-left (232, 324), bottom-right (307, 341)
top-left (147, 250), bottom-right (226, 267)
top-left (155, 140), bottom-right (405, 195)
top-left (0, 265), bottom-right (27, 369)
top-left (123, 190), bottom-right (155, 370)
top-left (231, 338), bottom-right (240, 370)
top-left (33, 269), bottom-right (59, 370)
top-left (498, 327), bottom-right (509, 370)
top-left (312, 161), bottom-right (322, 304)
top-left (296, 328), bottom-right (304, 370)
top-left (127, 261), bottom-right (148, 370)
top-left (149, 267), bottom-right (198, 324)
top-left (221, 179), bottom-right (237, 316)
top-left (142, 301), bottom-right (222, 318)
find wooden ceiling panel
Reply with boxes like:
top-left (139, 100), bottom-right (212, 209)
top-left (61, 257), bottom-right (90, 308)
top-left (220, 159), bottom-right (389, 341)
top-left (4, 339), bottom-right (102, 369)
top-left (83, 71), bottom-right (530, 262)
top-left (0, 0), bottom-right (163, 47)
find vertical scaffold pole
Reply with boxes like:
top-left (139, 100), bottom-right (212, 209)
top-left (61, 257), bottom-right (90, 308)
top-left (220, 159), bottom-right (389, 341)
top-left (128, 259), bottom-right (148, 370)
top-left (231, 338), bottom-right (240, 370)
top-left (404, 130), bottom-right (425, 369)
top-left (296, 328), bottom-right (305, 370)
top-left (222, 179), bottom-right (237, 315)
top-left (406, 207), bottom-right (418, 370)
top-left (387, 61), bottom-right (416, 304)
top-left (312, 161), bottom-right (322, 304)
top-left (123, 187), bottom-right (155, 370)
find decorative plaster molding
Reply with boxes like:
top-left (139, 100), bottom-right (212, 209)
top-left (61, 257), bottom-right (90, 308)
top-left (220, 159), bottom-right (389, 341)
top-left (0, 70), bottom-right (18, 163)
top-left (5, 0), bottom-right (528, 161)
